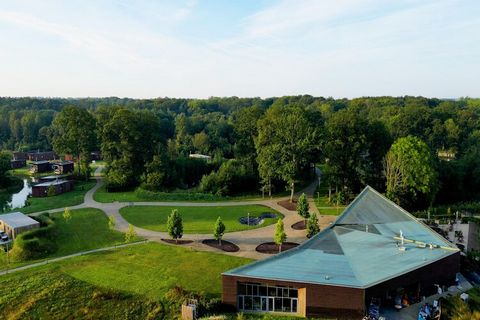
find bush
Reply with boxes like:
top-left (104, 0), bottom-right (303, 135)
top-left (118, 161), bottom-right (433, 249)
top-left (9, 213), bottom-right (58, 261)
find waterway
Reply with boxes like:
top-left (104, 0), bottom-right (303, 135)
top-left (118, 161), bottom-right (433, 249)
top-left (0, 179), bottom-right (32, 213)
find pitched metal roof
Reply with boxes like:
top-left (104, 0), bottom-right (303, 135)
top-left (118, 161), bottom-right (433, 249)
top-left (0, 212), bottom-right (40, 228)
top-left (223, 186), bottom-right (459, 288)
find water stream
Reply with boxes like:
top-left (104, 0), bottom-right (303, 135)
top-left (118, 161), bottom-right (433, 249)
top-left (0, 179), bottom-right (32, 213)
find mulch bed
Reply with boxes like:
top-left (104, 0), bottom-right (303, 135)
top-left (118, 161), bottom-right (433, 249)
top-left (291, 220), bottom-right (306, 230)
top-left (277, 198), bottom-right (298, 211)
top-left (255, 242), bottom-right (299, 254)
top-left (202, 239), bottom-right (240, 252)
top-left (161, 239), bottom-right (193, 245)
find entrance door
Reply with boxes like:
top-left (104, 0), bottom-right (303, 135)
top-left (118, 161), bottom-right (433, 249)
top-left (261, 297), bottom-right (268, 311)
top-left (268, 297), bottom-right (274, 312)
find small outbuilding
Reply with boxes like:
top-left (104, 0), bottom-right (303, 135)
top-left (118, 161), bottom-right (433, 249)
top-left (0, 212), bottom-right (40, 239)
top-left (32, 180), bottom-right (74, 197)
top-left (27, 151), bottom-right (57, 161)
top-left (52, 161), bottom-right (74, 174)
top-left (38, 174), bottom-right (71, 183)
top-left (29, 161), bottom-right (52, 174)
top-left (11, 159), bottom-right (26, 169)
top-left (12, 152), bottom-right (27, 161)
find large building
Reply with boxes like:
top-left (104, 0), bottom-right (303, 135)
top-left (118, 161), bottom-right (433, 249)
top-left (222, 186), bottom-right (460, 318)
top-left (0, 212), bottom-right (40, 239)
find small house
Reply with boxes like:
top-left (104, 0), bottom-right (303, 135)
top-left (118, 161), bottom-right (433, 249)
top-left (0, 212), bottom-right (40, 239)
top-left (29, 161), bottom-right (51, 174)
top-left (12, 152), bottom-right (27, 161)
top-left (27, 151), bottom-right (57, 161)
top-left (31, 180), bottom-right (74, 197)
top-left (52, 161), bottom-right (74, 174)
top-left (11, 159), bottom-right (26, 169)
top-left (38, 174), bottom-right (71, 183)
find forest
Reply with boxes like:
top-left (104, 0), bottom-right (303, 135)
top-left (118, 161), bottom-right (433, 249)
top-left (0, 95), bottom-right (479, 211)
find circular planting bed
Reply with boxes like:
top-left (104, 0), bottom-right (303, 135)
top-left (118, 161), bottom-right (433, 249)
top-left (239, 213), bottom-right (278, 226)
top-left (202, 239), bottom-right (240, 252)
top-left (277, 199), bottom-right (298, 211)
top-left (161, 239), bottom-right (193, 245)
top-left (255, 242), bottom-right (300, 254)
top-left (291, 220), bottom-right (306, 230)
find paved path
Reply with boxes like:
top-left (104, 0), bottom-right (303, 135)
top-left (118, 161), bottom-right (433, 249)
top-left (0, 240), bottom-right (149, 276)
top-left (30, 166), bottom-right (338, 259)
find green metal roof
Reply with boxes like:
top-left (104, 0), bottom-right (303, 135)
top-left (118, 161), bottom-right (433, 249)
top-left (223, 186), bottom-right (459, 288)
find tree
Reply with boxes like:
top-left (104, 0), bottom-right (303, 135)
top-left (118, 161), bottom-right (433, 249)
top-left (50, 106), bottom-right (96, 180)
top-left (167, 209), bottom-right (183, 243)
top-left (385, 136), bottom-right (438, 208)
top-left (213, 216), bottom-right (226, 245)
top-left (306, 213), bottom-right (320, 238)
top-left (125, 224), bottom-right (137, 243)
top-left (0, 151), bottom-right (11, 188)
top-left (108, 215), bottom-right (116, 230)
top-left (47, 184), bottom-right (56, 197)
top-left (256, 105), bottom-right (319, 202)
top-left (296, 193), bottom-right (310, 223)
top-left (274, 219), bottom-right (287, 253)
top-left (62, 207), bottom-right (72, 223)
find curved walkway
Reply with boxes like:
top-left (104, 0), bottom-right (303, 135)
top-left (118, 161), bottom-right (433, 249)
top-left (30, 167), bottom-right (337, 259)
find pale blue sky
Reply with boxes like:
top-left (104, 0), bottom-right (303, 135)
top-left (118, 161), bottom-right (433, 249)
top-left (0, 0), bottom-right (478, 98)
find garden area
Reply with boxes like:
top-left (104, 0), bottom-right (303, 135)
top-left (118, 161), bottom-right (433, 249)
top-left (119, 205), bottom-right (282, 234)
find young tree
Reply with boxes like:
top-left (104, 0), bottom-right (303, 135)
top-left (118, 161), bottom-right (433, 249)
top-left (125, 224), bottom-right (137, 243)
top-left (167, 209), bottom-right (183, 244)
top-left (0, 151), bottom-right (11, 188)
top-left (62, 207), bottom-right (72, 223)
top-left (47, 184), bottom-right (56, 197)
top-left (306, 213), bottom-right (320, 238)
top-left (274, 219), bottom-right (287, 253)
top-left (108, 215), bottom-right (116, 230)
top-left (213, 216), bottom-right (226, 245)
top-left (296, 193), bottom-right (310, 224)
top-left (385, 136), bottom-right (438, 207)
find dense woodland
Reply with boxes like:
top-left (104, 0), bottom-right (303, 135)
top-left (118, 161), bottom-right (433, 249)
top-left (1, 96), bottom-right (480, 210)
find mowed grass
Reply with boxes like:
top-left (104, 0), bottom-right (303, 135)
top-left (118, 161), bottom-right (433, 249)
top-left (0, 208), bottom-right (125, 270)
top-left (313, 179), bottom-right (346, 216)
top-left (0, 242), bottom-right (249, 319)
top-left (18, 180), bottom-right (96, 214)
top-left (59, 242), bottom-right (252, 299)
top-left (120, 205), bottom-right (282, 234)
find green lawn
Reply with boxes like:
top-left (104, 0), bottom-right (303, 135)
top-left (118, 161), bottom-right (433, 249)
top-left (120, 205), bottom-right (281, 233)
top-left (0, 208), bottom-right (125, 270)
top-left (17, 180), bottom-right (96, 214)
top-left (313, 177), bottom-right (346, 216)
top-left (0, 242), bottom-right (252, 318)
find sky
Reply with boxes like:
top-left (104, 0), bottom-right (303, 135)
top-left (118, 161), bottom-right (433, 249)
top-left (0, 0), bottom-right (479, 99)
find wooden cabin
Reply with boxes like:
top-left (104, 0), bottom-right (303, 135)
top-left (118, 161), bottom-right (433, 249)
top-left (29, 161), bottom-right (51, 174)
top-left (11, 159), bottom-right (26, 169)
top-left (52, 161), bottom-right (74, 174)
top-left (31, 180), bottom-right (74, 197)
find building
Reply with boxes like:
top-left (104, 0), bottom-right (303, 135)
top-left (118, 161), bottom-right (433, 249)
top-left (189, 153), bottom-right (212, 161)
top-left (27, 151), bottom-right (57, 161)
top-left (11, 159), bottom-right (26, 169)
top-left (38, 174), bottom-right (71, 183)
top-left (0, 212), bottom-right (40, 239)
top-left (52, 161), bottom-right (74, 174)
top-left (12, 151), bottom-right (27, 161)
top-left (222, 186), bottom-right (460, 318)
top-left (31, 180), bottom-right (74, 197)
top-left (29, 161), bottom-right (51, 174)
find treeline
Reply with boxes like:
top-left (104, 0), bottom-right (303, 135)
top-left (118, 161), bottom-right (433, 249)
top-left (1, 96), bottom-right (480, 210)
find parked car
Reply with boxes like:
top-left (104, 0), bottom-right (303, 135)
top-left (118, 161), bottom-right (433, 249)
top-left (0, 232), bottom-right (8, 242)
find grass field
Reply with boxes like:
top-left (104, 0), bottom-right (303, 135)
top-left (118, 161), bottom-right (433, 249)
top-left (120, 205), bottom-right (281, 233)
top-left (0, 208), bottom-right (125, 270)
top-left (16, 180), bottom-right (96, 214)
top-left (0, 242), bottom-right (252, 319)
top-left (313, 180), bottom-right (346, 216)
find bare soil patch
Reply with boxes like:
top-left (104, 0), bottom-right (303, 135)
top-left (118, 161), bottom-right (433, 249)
top-left (291, 220), bottom-right (306, 230)
top-left (202, 239), bottom-right (240, 252)
top-left (277, 198), bottom-right (298, 211)
top-left (255, 242), bottom-right (299, 254)
top-left (161, 239), bottom-right (194, 245)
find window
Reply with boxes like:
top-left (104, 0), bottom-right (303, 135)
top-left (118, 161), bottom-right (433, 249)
top-left (237, 282), bottom-right (299, 314)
